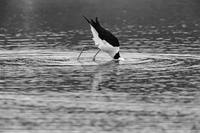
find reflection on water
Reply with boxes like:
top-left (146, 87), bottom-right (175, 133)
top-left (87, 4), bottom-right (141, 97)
top-left (0, 49), bottom-right (200, 132)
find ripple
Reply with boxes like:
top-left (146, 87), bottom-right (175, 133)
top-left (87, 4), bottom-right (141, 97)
top-left (0, 50), bottom-right (200, 132)
top-left (1, 50), bottom-right (199, 69)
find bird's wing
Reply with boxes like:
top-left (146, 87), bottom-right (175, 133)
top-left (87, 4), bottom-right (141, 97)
top-left (98, 28), bottom-right (120, 47)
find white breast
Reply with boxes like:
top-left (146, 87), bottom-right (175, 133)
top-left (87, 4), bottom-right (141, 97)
top-left (90, 26), bottom-right (102, 46)
top-left (99, 40), bottom-right (119, 57)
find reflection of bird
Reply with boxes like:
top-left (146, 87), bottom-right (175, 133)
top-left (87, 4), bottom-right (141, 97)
top-left (77, 16), bottom-right (124, 61)
top-left (91, 60), bottom-right (120, 91)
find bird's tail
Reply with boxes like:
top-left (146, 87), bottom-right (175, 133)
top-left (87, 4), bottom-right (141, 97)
top-left (82, 16), bottom-right (101, 27)
top-left (83, 16), bottom-right (91, 24)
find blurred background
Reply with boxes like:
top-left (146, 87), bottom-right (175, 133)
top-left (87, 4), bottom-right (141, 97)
top-left (0, 0), bottom-right (200, 32)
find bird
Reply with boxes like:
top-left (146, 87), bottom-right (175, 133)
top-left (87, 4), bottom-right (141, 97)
top-left (77, 16), bottom-right (124, 61)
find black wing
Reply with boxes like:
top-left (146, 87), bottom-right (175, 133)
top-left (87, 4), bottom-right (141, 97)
top-left (83, 16), bottom-right (120, 47)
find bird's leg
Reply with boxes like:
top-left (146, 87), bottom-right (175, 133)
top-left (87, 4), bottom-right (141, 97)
top-left (92, 49), bottom-right (101, 61)
top-left (77, 47), bottom-right (85, 60)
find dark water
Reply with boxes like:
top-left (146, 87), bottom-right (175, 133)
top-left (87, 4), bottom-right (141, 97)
top-left (0, 0), bottom-right (200, 133)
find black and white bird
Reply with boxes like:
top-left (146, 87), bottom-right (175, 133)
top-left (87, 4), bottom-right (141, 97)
top-left (77, 16), bottom-right (124, 61)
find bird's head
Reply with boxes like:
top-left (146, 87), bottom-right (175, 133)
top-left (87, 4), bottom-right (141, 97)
top-left (113, 52), bottom-right (124, 61)
top-left (113, 51), bottom-right (120, 59)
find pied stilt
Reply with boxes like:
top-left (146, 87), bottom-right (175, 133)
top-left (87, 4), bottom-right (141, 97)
top-left (77, 16), bottom-right (124, 61)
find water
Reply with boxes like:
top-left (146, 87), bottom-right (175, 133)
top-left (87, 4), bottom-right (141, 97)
top-left (0, 0), bottom-right (200, 133)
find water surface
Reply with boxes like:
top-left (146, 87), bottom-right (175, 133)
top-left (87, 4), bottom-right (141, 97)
top-left (0, 0), bottom-right (200, 133)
